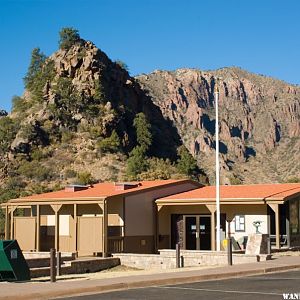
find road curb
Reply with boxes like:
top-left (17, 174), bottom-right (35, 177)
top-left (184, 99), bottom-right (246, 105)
top-left (2, 264), bottom-right (300, 300)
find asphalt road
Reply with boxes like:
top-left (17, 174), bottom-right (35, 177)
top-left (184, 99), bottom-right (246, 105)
top-left (59, 270), bottom-right (300, 300)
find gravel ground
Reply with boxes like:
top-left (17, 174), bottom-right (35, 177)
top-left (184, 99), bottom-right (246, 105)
top-left (32, 264), bottom-right (219, 282)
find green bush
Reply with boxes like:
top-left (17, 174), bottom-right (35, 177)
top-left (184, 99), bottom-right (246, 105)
top-left (126, 146), bottom-right (149, 179)
top-left (64, 169), bottom-right (77, 178)
top-left (115, 59), bottom-right (129, 71)
top-left (285, 176), bottom-right (300, 183)
top-left (61, 130), bottom-right (75, 143)
top-left (97, 130), bottom-right (120, 153)
top-left (229, 175), bottom-right (242, 185)
top-left (18, 160), bottom-right (54, 181)
top-left (138, 158), bottom-right (180, 180)
top-left (59, 27), bottom-right (81, 50)
top-left (31, 149), bottom-right (44, 161)
top-left (75, 171), bottom-right (95, 185)
top-left (12, 96), bottom-right (30, 113)
top-left (0, 116), bottom-right (19, 154)
top-left (176, 145), bottom-right (198, 177)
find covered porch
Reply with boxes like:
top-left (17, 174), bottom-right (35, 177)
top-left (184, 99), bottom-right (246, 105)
top-left (156, 197), bottom-right (291, 251)
top-left (1, 196), bottom-right (125, 257)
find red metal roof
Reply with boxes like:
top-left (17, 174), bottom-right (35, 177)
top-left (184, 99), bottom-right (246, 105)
top-left (8, 179), bottom-right (191, 202)
top-left (157, 183), bottom-right (300, 202)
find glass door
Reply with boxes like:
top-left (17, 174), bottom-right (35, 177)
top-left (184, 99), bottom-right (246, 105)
top-left (185, 216), bottom-right (197, 250)
top-left (184, 215), bottom-right (211, 250)
top-left (199, 216), bottom-right (211, 250)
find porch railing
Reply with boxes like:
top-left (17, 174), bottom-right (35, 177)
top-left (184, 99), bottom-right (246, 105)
top-left (108, 236), bottom-right (124, 253)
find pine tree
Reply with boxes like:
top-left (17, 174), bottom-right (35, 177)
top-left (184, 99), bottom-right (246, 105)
top-left (176, 145), bottom-right (198, 177)
top-left (133, 112), bottom-right (152, 151)
top-left (23, 48), bottom-right (46, 90)
top-left (59, 27), bottom-right (80, 50)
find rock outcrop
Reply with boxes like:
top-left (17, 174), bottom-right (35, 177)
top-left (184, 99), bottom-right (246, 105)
top-left (137, 67), bottom-right (300, 183)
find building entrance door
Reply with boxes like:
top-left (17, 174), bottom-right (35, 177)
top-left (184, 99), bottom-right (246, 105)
top-left (184, 215), bottom-right (211, 250)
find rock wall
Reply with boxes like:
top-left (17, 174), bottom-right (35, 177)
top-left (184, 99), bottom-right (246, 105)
top-left (137, 67), bottom-right (300, 183)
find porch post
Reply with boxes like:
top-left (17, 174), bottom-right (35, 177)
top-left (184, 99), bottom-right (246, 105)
top-left (206, 204), bottom-right (216, 251)
top-left (5, 206), bottom-right (9, 240)
top-left (153, 203), bottom-right (159, 253)
top-left (74, 204), bottom-right (77, 255)
top-left (268, 204), bottom-right (280, 249)
top-left (10, 207), bottom-right (16, 240)
top-left (103, 200), bottom-right (108, 257)
top-left (36, 204), bottom-right (40, 251)
top-left (51, 204), bottom-right (62, 251)
top-left (99, 200), bottom-right (107, 257)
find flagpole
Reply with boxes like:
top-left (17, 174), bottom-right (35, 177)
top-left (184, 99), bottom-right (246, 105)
top-left (215, 83), bottom-right (221, 251)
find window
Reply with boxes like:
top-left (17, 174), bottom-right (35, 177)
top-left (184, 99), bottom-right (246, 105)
top-left (235, 215), bottom-right (245, 232)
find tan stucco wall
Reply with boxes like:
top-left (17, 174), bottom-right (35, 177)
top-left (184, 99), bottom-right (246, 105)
top-left (222, 204), bottom-right (269, 241)
top-left (125, 182), bottom-right (197, 236)
top-left (108, 196), bottom-right (124, 226)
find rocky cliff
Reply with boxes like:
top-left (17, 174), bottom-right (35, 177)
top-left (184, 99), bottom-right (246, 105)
top-left (0, 38), bottom-right (182, 194)
top-left (137, 67), bottom-right (300, 184)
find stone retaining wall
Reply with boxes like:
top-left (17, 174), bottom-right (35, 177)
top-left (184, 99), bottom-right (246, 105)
top-left (113, 250), bottom-right (271, 270)
top-left (30, 257), bottom-right (120, 278)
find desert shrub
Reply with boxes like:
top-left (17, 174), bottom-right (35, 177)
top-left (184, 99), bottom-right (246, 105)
top-left (61, 130), bottom-right (75, 143)
top-left (97, 130), bottom-right (120, 153)
top-left (285, 176), bottom-right (300, 183)
top-left (18, 160), bottom-right (55, 181)
top-left (138, 158), bottom-right (180, 180)
top-left (229, 175), bottom-right (242, 185)
top-left (64, 169), bottom-right (77, 178)
top-left (12, 96), bottom-right (30, 113)
top-left (115, 59), bottom-right (129, 71)
top-left (75, 171), bottom-right (95, 185)
top-left (31, 148), bottom-right (44, 161)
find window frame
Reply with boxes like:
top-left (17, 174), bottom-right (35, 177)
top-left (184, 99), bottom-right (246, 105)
top-left (235, 215), bottom-right (246, 232)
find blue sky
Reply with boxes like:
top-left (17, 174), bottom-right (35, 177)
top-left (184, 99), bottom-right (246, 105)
top-left (1, 0), bottom-right (299, 111)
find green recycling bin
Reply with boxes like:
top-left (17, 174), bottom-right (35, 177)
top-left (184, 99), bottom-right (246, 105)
top-left (0, 240), bottom-right (31, 281)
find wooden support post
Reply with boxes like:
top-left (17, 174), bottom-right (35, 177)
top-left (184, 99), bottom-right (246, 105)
top-left (51, 205), bottom-right (62, 252)
top-left (10, 207), bottom-right (16, 240)
top-left (5, 206), bottom-right (9, 240)
top-left (36, 205), bottom-right (40, 251)
top-left (99, 202), bottom-right (107, 257)
top-left (153, 203), bottom-right (159, 253)
top-left (103, 200), bottom-right (108, 257)
top-left (269, 204), bottom-right (280, 249)
top-left (206, 204), bottom-right (216, 251)
top-left (74, 204), bottom-right (77, 255)
top-left (55, 210), bottom-right (58, 251)
top-left (50, 248), bottom-right (56, 283)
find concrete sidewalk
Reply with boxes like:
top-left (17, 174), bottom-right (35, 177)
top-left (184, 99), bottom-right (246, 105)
top-left (1, 256), bottom-right (300, 300)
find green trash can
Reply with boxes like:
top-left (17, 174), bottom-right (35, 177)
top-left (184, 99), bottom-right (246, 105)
top-left (0, 240), bottom-right (31, 281)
